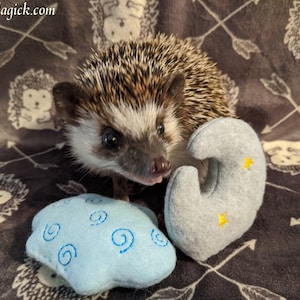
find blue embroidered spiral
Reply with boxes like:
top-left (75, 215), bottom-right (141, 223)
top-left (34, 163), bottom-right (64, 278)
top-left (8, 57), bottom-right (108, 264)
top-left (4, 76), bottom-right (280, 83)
top-left (151, 229), bottom-right (169, 247)
top-left (89, 210), bottom-right (108, 226)
top-left (58, 244), bottom-right (77, 266)
top-left (43, 223), bottom-right (61, 242)
top-left (85, 196), bottom-right (103, 204)
top-left (111, 228), bottom-right (134, 254)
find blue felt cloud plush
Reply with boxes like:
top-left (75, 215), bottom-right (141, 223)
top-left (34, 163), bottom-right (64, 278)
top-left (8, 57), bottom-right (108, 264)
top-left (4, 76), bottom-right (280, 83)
top-left (26, 194), bottom-right (176, 295)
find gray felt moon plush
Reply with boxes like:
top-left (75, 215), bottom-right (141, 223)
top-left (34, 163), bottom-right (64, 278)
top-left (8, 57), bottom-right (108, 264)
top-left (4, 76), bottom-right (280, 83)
top-left (164, 118), bottom-right (266, 262)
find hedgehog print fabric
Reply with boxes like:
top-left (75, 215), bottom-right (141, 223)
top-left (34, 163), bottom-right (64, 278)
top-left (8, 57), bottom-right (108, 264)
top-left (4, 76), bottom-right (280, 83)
top-left (8, 69), bottom-right (60, 131)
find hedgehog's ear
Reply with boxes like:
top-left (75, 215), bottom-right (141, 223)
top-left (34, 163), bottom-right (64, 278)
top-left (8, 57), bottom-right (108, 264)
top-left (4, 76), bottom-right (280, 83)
top-left (53, 82), bottom-right (89, 125)
top-left (162, 72), bottom-right (185, 103)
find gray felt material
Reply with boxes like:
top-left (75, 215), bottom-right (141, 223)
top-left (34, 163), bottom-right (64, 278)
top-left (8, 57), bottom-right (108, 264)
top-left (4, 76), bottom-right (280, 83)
top-left (164, 118), bottom-right (266, 262)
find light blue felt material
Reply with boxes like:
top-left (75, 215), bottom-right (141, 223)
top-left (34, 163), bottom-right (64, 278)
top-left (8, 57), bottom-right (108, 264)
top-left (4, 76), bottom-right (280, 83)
top-left (26, 193), bottom-right (176, 295)
top-left (164, 118), bottom-right (266, 262)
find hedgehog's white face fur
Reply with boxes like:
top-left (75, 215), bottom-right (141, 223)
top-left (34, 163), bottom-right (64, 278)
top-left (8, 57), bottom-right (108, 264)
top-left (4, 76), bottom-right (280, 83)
top-left (67, 100), bottom-right (184, 186)
top-left (53, 72), bottom-right (188, 190)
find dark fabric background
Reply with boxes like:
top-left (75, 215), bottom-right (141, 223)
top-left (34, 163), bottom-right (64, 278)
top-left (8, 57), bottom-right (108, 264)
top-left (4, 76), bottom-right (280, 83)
top-left (0, 1), bottom-right (299, 299)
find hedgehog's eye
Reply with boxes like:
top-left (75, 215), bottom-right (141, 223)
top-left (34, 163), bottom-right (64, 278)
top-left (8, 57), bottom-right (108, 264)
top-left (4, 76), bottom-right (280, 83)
top-left (157, 123), bottom-right (165, 135)
top-left (102, 127), bottom-right (122, 151)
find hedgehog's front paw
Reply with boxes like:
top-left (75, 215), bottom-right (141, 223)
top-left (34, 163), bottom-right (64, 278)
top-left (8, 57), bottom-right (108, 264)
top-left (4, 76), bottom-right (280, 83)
top-left (112, 175), bottom-right (129, 201)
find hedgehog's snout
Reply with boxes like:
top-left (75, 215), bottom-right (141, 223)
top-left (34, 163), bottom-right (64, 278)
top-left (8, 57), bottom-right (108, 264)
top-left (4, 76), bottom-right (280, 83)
top-left (150, 157), bottom-right (171, 176)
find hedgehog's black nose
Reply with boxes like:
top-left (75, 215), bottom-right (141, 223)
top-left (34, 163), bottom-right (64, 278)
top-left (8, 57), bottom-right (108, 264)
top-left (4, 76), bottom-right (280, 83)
top-left (150, 157), bottom-right (171, 175)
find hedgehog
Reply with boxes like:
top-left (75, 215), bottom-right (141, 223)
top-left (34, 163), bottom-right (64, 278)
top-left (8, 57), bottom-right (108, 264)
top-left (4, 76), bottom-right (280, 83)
top-left (53, 34), bottom-right (235, 200)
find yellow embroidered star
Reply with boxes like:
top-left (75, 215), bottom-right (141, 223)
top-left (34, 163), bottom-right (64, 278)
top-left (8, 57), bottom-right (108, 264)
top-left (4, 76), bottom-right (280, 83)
top-left (243, 157), bottom-right (254, 170)
top-left (218, 212), bottom-right (228, 228)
